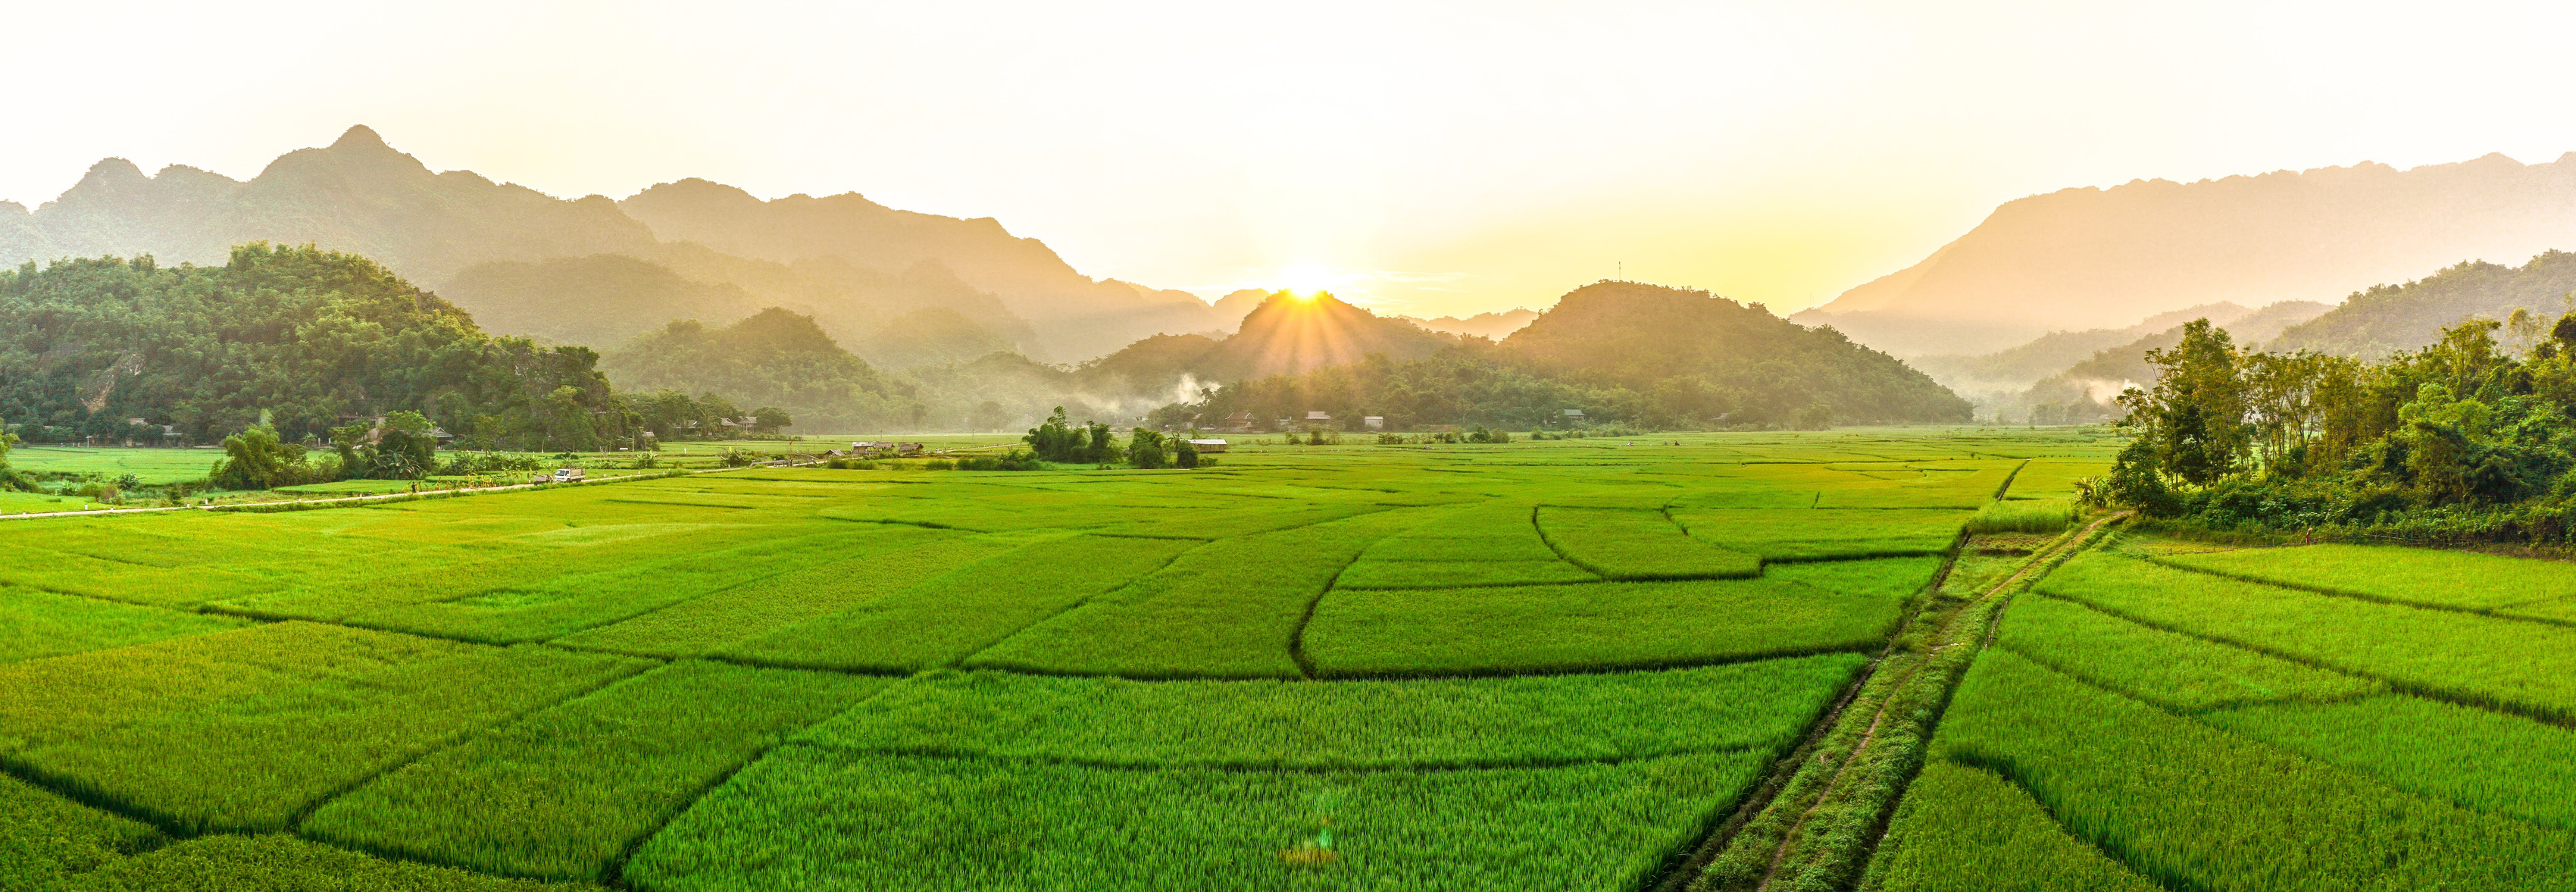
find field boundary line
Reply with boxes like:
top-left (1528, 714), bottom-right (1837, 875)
top-left (604, 678), bottom-right (916, 886)
top-left (2035, 581), bottom-right (2576, 728)
top-left (1939, 751), bottom-right (2208, 892)
top-left (2135, 553), bottom-right (2576, 630)
top-left (949, 540), bottom-right (1211, 671)
top-left (1287, 549), bottom-right (1369, 680)
top-left (1744, 511), bottom-right (2124, 892)
top-left (289, 655), bottom-right (663, 837)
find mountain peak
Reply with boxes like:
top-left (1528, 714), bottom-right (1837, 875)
top-left (331, 125), bottom-right (389, 151)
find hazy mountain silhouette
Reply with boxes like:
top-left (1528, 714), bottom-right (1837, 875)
top-left (1403, 308), bottom-right (1540, 340)
top-left (600, 307), bottom-right (918, 431)
top-left (1209, 289), bottom-right (1270, 330)
top-left (0, 127), bottom-right (654, 280)
top-left (2269, 251), bottom-right (2576, 357)
top-left (440, 254), bottom-right (764, 347)
top-left (1912, 302), bottom-right (2263, 397)
top-left (2007, 299), bottom-right (2334, 423)
top-left (1794, 152), bottom-right (2576, 356)
top-left (0, 126), bottom-right (1216, 364)
top-left (856, 307), bottom-right (1021, 370)
top-left (617, 178), bottom-right (1220, 358)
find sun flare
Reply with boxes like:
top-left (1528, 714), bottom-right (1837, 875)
top-left (1273, 263), bottom-right (1341, 299)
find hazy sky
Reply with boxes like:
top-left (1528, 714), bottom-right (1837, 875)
top-left (12, 2), bottom-right (2576, 317)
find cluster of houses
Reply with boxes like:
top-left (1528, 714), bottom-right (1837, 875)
top-left (841, 441), bottom-right (924, 458)
top-left (1210, 411), bottom-right (1386, 433)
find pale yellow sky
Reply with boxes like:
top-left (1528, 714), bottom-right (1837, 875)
top-left (11, 2), bottom-right (2576, 317)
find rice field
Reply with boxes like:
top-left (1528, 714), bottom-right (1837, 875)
top-left (5, 428), bottom-right (2565, 889)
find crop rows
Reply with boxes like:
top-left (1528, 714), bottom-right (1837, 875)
top-left (0, 429), bottom-right (2108, 890)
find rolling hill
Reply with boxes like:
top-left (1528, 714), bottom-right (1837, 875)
top-left (1795, 152), bottom-right (2576, 356)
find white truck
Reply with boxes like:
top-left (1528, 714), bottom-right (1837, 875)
top-left (552, 468), bottom-right (585, 483)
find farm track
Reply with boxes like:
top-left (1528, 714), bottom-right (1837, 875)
top-left (1665, 509), bottom-right (2127, 892)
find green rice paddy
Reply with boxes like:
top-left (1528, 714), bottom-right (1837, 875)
top-left (5, 429), bottom-right (2566, 889)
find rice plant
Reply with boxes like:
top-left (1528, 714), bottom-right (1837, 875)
top-left (1962, 499), bottom-right (2080, 535)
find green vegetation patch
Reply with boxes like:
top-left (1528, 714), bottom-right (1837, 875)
top-left (0, 622), bottom-right (646, 833)
top-left (624, 747), bottom-right (1764, 892)
top-left (1762, 556), bottom-right (1944, 602)
top-left (1962, 499), bottom-right (2079, 535)
top-left (1934, 650), bottom-right (2574, 892)
top-left (717, 534), bottom-right (1199, 671)
top-left (305, 660), bottom-right (889, 881)
top-left (1671, 509), bottom-right (1968, 560)
top-left (2206, 693), bottom-right (2576, 831)
top-left (806, 656), bottom-right (1860, 769)
top-left (1535, 506), bottom-right (1761, 579)
top-left (0, 586), bottom-right (250, 664)
top-left (1305, 577), bottom-right (1897, 677)
top-left (0, 772), bottom-right (166, 892)
top-left (965, 511), bottom-right (1424, 678)
top-left (1996, 458), bottom-right (2110, 501)
top-left (549, 534), bottom-right (1024, 658)
top-left (1859, 761), bottom-right (2161, 892)
top-left (1996, 593), bottom-right (2384, 711)
top-left (2156, 543), bottom-right (2576, 612)
top-left (48, 834), bottom-right (594, 892)
top-left (1810, 464), bottom-right (2013, 509)
top-left (2038, 552), bottom-right (2576, 721)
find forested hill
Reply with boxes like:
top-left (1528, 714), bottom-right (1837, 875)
top-left (2268, 251), bottom-right (2576, 358)
top-left (1155, 281), bottom-right (1971, 430)
top-left (1502, 282), bottom-right (1970, 425)
top-left (0, 245), bottom-right (629, 448)
top-left (602, 308), bottom-right (922, 432)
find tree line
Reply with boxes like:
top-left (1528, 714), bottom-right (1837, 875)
top-left (2093, 311), bottom-right (2576, 542)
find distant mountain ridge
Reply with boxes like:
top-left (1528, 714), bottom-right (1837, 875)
top-left (2270, 251), bottom-right (2576, 357)
top-left (1794, 152), bottom-right (2576, 355)
top-left (0, 126), bottom-right (1219, 363)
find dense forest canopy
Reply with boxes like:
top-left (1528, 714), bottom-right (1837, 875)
top-left (2268, 250), bottom-right (2576, 358)
top-left (2097, 315), bottom-right (2576, 542)
top-left (1502, 282), bottom-right (1970, 426)
top-left (0, 244), bottom-right (630, 449)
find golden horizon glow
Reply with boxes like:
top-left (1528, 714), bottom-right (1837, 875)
top-left (8, 3), bottom-right (2576, 318)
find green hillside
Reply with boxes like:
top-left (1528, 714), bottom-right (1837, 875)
top-left (0, 244), bottom-right (629, 449)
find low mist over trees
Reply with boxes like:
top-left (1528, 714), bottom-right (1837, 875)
top-left (602, 308), bottom-right (922, 433)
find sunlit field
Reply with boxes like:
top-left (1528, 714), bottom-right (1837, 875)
top-left (5, 426), bottom-right (2568, 890)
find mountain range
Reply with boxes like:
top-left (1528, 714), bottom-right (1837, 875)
top-left (0, 126), bottom-right (1220, 364)
top-left (1794, 152), bottom-right (2576, 356)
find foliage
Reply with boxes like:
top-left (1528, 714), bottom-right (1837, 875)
top-left (2097, 313), bottom-right (2576, 543)
top-left (0, 245), bottom-right (633, 450)
top-left (208, 424), bottom-right (328, 490)
top-left (1021, 406), bottom-right (1121, 464)
top-left (1127, 427), bottom-right (1171, 468)
top-left (304, 661), bottom-right (886, 881)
